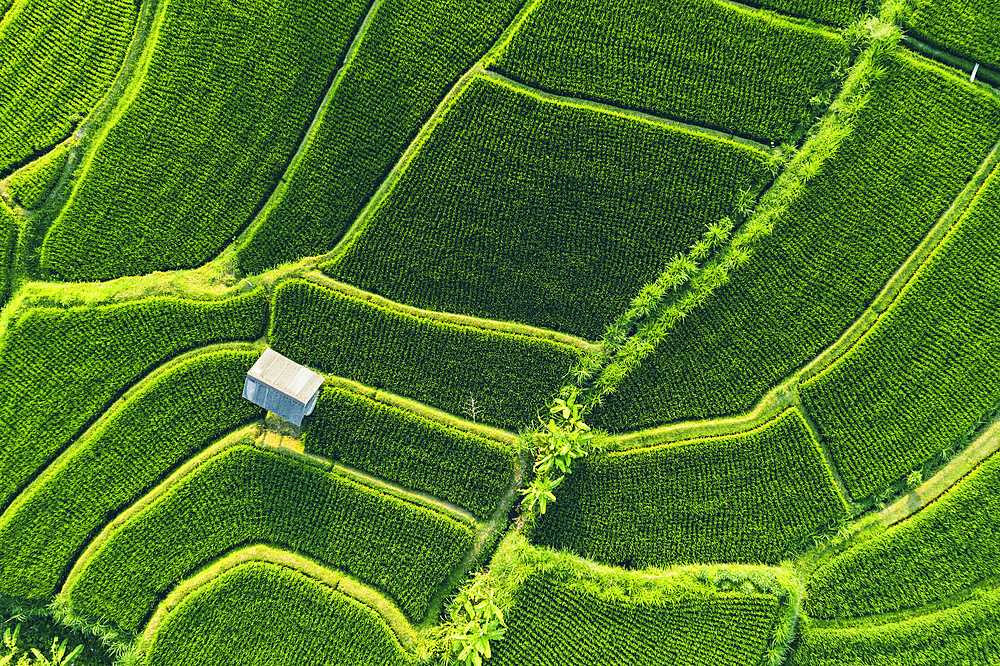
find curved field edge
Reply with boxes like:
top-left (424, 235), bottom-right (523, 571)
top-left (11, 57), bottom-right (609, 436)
top-left (143, 560), bottom-right (413, 666)
top-left (141, 545), bottom-right (416, 652)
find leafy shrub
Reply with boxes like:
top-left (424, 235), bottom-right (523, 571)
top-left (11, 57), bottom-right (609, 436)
top-left (0, 288), bottom-right (269, 511)
top-left (801, 165), bottom-right (1000, 497)
top-left (532, 409), bottom-right (848, 566)
top-left (65, 445), bottom-right (473, 629)
top-left (234, 0), bottom-right (523, 275)
top-left (146, 562), bottom-right (413, 666)
top-left (40, 0), bottom-right (370, 280)
top-left (0, 350), bottom-right (263, 599)
top-left (303, 386), bottom-right (516, 520)
top-left (490, 0), bottom-right (847, 144)
top-left (791, 588), bottom-right (1000, 665)
top-left (593, 54), bottom-right (1000, 432)
top-left (323, 76), bottom-right (769, 340)
top-left (0, 0), bottom-right (136, 174)
top-left (269, 280), bottom-right (580, 431)
top-left (910, 0), bottom-right (1000, 72)
top-left (806, 444), bottom-right (1000, 619)
top-left (7, 147), bottom-right (68, 210)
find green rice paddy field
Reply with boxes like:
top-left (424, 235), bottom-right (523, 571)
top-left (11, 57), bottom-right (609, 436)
top-left (1, 0), bottom-right (999, 663)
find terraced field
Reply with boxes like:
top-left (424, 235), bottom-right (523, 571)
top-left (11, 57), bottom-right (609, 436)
top-left (2, 0), bottom-right (1000, 663)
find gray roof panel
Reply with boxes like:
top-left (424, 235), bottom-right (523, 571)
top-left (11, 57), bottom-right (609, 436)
top-left (247, 348), bottom-right (324, 404)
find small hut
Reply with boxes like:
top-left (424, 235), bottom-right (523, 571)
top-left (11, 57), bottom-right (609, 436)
top-left (242, 348), bottom-right (325, 426)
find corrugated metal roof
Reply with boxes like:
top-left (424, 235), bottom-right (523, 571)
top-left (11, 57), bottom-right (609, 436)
top-left (247, 348), bottom-right (325, 404)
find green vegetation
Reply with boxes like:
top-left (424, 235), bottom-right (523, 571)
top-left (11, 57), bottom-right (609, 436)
top-left (234, 0), bottom-right (524, 275)
top-left (806, 447), bottom-right (1000, 619)
top-left (801, 165), bottom-right (1000, 498)
top-left (910, 0), bottom-right (1000, 72)
top-left (0, 605), bottom-right (110, 666)
top-left (40, 0), bottom-right (370, 280)
top-left (531, 410), bottom-right (847, 566)
top-left (593, 53), bottom-right (1000, 432)
top-left (744, 0), bottom-right (863, 26)
top-left (7, 147), bottom-right (68, 210)
top-left (303, 386), bottom-right (517, 519)
top-left (0, 0), bottom-right (136, 174)
top-left (0, 202), bottom-right (18, 302)
top-left (0, 289), bottom-right (268, 511)
top-left (491, 0), bottom-right (847, 144)
top-left (324, 77), bottom-right (769, 340)
top-left (146, 562), bottom-right (413, 666)
top-left (66, 445), bottom-right (473, 629)
top-left (269, 280), bottom-right (580, 430)
top-left (792, 588), bottom-right (1000, 665)
top-left (0, 350), bottom-right (262, 600)
top-left (468, 534), bottom-right (785, 666)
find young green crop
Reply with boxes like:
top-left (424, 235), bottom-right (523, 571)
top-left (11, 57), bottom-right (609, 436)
top-left (592, 54), bottom-right (1000, 432)
top-left (269, 280), bottom-right (580, 431)
top-left (41, 0), bottom-right (370, 280)
top-left (7, 147), bottom-right (68, 210)
top-left (0, 0), bottom-right (136, 175)
top-left (66, 445), bottom-right (473, 629)
top-left (490, 0), bottom-right (847, 144)
top-left (806, 442), bottom-right (1000, 619)
top-left (324, 76), bottom-right (769, 340)
top-left (531, 409), bottom-right (847, 566)
top-left (801, 164), bottom-right (1000, 498)
top-left (146, 562), bottom-right (413, 666)
top-left (235, 0), bottom-right (524, 275)
top-left (742, 0), bottom-right (863, 26)
top-left (0, 202), bottom-right (18, 303)
top-left (910, 0), bottom-right (1000, 72)
top-left (792, 587), bottom-right (1000, 665)
top-left (303, 386), bottom-right (517, 520)
top-left (0, 350), bottom-right (262, 600)
top-left (0, 289), bottom-right (268, 513)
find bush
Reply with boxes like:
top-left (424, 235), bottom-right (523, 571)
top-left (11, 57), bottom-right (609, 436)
top-left (303, 386), bottom-right (517, 520)
top-left (0, 0), bottom-right (136, 174)
top-left (65, 445), bottom-right (474, 629)
top-left (910, 0), bottom-right (1000, 72)
top-left (8, 147), bottom-right (68, 209)
top-left (490, 0), bottom-right (847, 144)
top-left (801, 164), bottom-right (1000, 497)
top-left (146, 562), bottom-right (413, 666)
top-left (593, 53), bottom-right (1000, 432)
top-left (531, 409), bottom-right (848, 566)
top-left (234, 0), bottom-right (524, 274)
top-left (806, 444), bottom-right (1000, 619)
top-left (0, 350), bottom-right (263, 599)
top-left (41, 0), bottom-right (370, 280)
top-left (269, 279), bottom-right (580, 431)
top-left (0, 288), bottom-right (269, 511)
top-left (323, 76), bottom-right (769, 340)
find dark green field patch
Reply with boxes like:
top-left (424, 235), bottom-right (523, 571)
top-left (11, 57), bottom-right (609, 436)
top-left (531, 410), bottom-right (847, 566)
top-left (324, 76), bottom-right (768, 340)
top-left (0, 350), bottom-right (262, 600)
top-left (0, 0), bottom-right (136, 174)
top-left (66, 445), bottom-right (473, 629)
top-left (801, 165), bottom-right (1000, 498)
top-left (491, 0), bottom-right (847, 143)
top-left (303, 386), bottom-right (517, 520)
top-left (146, 562), bottom-right (413, 666)
top-left (41, 0), bottom-right (369, 280)
top-left (7, 146), bottom-right (68, 209)
top-left (592, 54), bottom-right (1000, 433)
top-left (269, 279), bottom-right (580, 431)
top-left (0, 289), bottom-right (268, 512)
top-left (234, 0), bottom-right (524, 275)
top-left (806, 446), bottom-right (1000, 619)
top-left (910, 0), bottom-right (1000, 73)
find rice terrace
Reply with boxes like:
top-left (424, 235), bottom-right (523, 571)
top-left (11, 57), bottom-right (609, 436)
top-left (0, 0), bottom-right (999, 662)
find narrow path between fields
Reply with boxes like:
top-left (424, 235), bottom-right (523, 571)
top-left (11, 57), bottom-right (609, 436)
top-left (901, 35), bottom-right (1000, 89)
